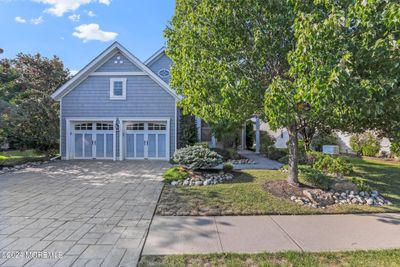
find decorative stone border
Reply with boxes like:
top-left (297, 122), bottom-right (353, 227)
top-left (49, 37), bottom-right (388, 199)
top-left (290, 189), bottom-right (392, 208)
top-left (170, 171), bottom-right (235, 186)
top-left (0, 156), bottom-right (59, 175)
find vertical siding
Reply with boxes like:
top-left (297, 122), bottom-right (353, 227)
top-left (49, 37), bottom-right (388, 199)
top-left (95, 53), bottom-right (141, 72)
top-left (148, 54), bottom-right (172, 83)
top-left (61, 75), bottom-right (176, 159)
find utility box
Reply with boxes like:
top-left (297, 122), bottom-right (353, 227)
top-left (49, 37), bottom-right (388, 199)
top-left (323, 145), bottom-right (340, 155)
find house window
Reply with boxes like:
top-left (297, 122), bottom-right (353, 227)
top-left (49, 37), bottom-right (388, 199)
top-left (110, 78), bottom-right (127, 100)
top-left (158, 69), bottom-right (170, 78)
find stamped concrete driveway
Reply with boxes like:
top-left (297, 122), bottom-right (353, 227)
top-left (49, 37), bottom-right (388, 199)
top-left (0, 160), bottom-right (169, 267)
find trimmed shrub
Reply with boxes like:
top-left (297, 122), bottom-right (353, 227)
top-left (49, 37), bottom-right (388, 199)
top-left (223, 162), bottom-right (234, 172)
top-left (267, 146), bottom-right (288, 160)
top-left (350, 132), bottom-right (380, 157)
top-left (178, 114), bottom-right (197, 148)
top-left (278, 155), bottom-right (289, 164)
top-left (300, 166), bottom-right (332, 190)
top-left (163, 166), bottom-right (189, 183)
top-left (212, 148), bottom-right (241, 161)
top-left (311, 132), bottom-right (338, 152)
top-left (173, 145), bottom-right (223, 170)
top-left (305, 151), bottom-right (324, 165)
top-left (313, 155), bottom-right (353, 176)
top-left (260, 132), bottom-right (275, 155)
top-left (391, 141), bottom-right (400, 158)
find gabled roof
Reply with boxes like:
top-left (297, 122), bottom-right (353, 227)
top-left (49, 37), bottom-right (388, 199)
top-left (144, 47), bottom-right (165, 66)
top-left (51, 42), bottom-right (179, 101)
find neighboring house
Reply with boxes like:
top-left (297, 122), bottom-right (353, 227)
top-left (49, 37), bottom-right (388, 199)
top-left (52, 42), bottom-right (179, 160)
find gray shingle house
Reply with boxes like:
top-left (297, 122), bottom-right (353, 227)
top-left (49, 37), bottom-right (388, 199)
top-left (52, 42), bottom-right (180, 161)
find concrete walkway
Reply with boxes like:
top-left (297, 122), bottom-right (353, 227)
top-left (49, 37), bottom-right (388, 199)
top-left (235, 150), bottom-right (283, 170)
top-left (143, 213), bottom-right (400, 255)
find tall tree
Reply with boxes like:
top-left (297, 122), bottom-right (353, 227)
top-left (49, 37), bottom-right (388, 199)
top-left (166, 0), bottom-right (400, 185)
top-left (0, 53), bottom-right (69, 152)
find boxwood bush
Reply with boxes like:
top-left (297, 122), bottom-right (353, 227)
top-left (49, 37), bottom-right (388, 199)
top-left (173, 145), bottom-right (223, 170)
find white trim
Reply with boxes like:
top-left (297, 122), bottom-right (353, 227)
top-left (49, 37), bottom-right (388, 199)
top-left (144, 47), bottom-right (165, 66)
top-left (118, 117), bottom-right (171, 161)
top-left (52, 49), bottom-right (118, 100)
top-left (59, 99), bottom-right (62, 158)
top-left (65, 117), bottom-right (116, 161)
top-left (90, 72), bottom-right (146, 76)
top-left (110, 78), bottom-right (127, 100)
top-left (174, 99), bottom-right (177, 153)
top-left (51, 42), bottom-right (180, 101)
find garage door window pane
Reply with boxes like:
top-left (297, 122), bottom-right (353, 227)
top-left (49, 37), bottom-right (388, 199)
top-left (96, 134), bottom-right (105, 158)
top-left (126, 134), bottom-right (135, 158)
top-left (106, 134), bottom-right (113, 158)
top-left (158, 134), bottom-right (166, 158)
top-left (75, 134), bottom-right (83, 157)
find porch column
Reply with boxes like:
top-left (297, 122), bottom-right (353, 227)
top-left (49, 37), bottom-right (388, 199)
top-left (255, 116), bottom-right (260, 154)
top-left (241, 123), bottom-right (246, 150)
top-left (195, 117), bottom-right (202, 141)
top-left (211, 134), bottom-right (217, 148)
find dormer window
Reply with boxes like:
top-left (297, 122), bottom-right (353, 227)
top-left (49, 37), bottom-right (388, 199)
top-left (158, 69), bottom-right (170, 78)
top-left (110, 78), bottom-right (126, 100)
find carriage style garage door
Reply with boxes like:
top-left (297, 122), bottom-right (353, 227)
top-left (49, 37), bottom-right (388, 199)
top-left (72, 122), bottom-right (115, 159)
top-left (123, 121), bottom-right (168, 160)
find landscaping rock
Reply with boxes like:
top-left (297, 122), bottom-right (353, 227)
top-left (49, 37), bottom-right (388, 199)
top-left (289, 188), bottom-right (391, 208)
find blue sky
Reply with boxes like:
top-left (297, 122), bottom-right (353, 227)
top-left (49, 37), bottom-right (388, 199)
top-left (0, 0), bottom-right (175, 74)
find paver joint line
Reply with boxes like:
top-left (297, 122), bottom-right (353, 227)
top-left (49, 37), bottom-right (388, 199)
top-left (268, 216), bottom-right (304, 252)
top-left (0, 160), bottom-right (169, 267)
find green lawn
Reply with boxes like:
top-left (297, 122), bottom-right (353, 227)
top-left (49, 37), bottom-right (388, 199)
top-left (140, 249), bottom-right (400, 267)
top-left (156, 157), bottom-right (400, 215)
top-left (0, 150), bottom-right (49, 167)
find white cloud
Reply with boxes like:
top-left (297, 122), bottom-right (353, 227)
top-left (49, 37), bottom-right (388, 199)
top-left (30, 16), bottom-right (44, 25)
top-left (15, 16), bottom-right (27, 23)
top-left (72, 23), bottom-right (117, 42)
top-left (87, 10), bottom-right (95, 17)
top-left (70, 69), bottom-right (79, 76)
top-left (68, 14), bottom-right (80, 22)
top-left (33, 0), bottom-right (112, 17)
top-left (98, 0), bottom-right (110, 5)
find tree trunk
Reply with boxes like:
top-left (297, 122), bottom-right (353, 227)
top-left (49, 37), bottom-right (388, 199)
top-left (287, 125), bottom-right (299, 186)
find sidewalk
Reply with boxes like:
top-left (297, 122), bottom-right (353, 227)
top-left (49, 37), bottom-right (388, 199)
top-left (143, 213), bottom-right (400, 255)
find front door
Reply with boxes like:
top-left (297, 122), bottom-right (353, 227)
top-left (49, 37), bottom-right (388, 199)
top-left (73, 122), bottom-right (114, 159)
top-left (125, 121), bottom-right (167, 159)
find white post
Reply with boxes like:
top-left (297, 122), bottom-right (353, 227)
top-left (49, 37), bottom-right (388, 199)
top-left (195, 117), bottom-right (202, 141)
top-left (255, 116), bottom-right (260, 154)
top-left (241, 123), bottom-right (246, 150)
top-left (211, 134), bottom-right (217, 148)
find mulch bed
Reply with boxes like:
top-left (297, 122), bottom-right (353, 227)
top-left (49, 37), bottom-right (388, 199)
top-left (263, 180), bottom-right (314, 199)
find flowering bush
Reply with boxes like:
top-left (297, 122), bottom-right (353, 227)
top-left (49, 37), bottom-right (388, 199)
top-left (173, 145), bottom-right (223, 170)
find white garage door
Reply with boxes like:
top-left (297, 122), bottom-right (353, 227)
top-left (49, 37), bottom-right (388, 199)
top-left (73, 122), bottom-right (114, 159)
top-left (124, 121), bottom-right (168, 160)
